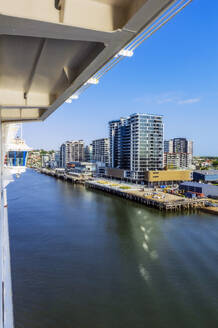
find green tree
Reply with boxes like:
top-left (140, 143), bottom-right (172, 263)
top-left (212, 160), bottom-right (218, 167)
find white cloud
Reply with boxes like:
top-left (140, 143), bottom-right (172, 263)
top-left (178, 98), bottom-right (200, 105)
top-left (157, 96), bottom-right (178, 104)
top-left (134, 93), bottom-right (200, 106)
top-left (157, 98), bottom-right (173, 104)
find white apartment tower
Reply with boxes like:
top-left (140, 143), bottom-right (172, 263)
top-left (60, 140), bottom-right (84, 168)
top-left (92, 138), bottom-right (109, 166)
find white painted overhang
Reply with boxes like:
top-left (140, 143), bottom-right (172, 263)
top-left (0, 0), bottom-right (178, 122)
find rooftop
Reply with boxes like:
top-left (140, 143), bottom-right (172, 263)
top-left (194, 170), bottom-right (218, 175)
top-left (180, 181), bottom-right (218, 189)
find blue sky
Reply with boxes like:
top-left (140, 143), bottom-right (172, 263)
top-left (24, 0), bottom-right (218, 156)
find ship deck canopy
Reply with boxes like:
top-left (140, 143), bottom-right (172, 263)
top-left (0, 0), bottom-right (178, 123)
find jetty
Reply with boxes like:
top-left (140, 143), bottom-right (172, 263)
top-left (85, 180), bottom-right (206, 212)
top-left (38, 168), bottom-right (86, 185)
top-left (200, 207), bottom-right (218, 216)
top-left (37, 169), bottom-right (206, 212)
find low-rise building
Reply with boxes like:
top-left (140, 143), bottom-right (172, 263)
top-left (179, 182), bottom-right (218, 198)
top-left (106, 167), bottom-right (126, 179)
top-left (95, 162), bottom-right (107, 176)
top-left (193, 170), bottom-right (218, 182)
top-left (66, 161), bottom-right (96, 177)
top-left (144, 170), bottom-right (192, 186)
top-left (27, 150), bottom-right (41, 167)
top-left (105, 168), bottom-right (192, 186)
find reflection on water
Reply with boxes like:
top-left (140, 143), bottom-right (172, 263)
top-left (7, 169), bottom-right (218, 328)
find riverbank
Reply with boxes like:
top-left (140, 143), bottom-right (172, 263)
top-left (37, 168), bottom-right (206, 212)
top-left (200, 207), bottom-right (218, 216)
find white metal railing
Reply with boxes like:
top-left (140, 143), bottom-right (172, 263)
top-left (0, 188), bottom-right (14, 328)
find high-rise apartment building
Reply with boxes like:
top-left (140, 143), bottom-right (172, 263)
top-left (173, 138), bottom-right (187, 153)
top-left (60, 140), bottom-right (84, 167)
top-left (60, 141), bottom-right (72, 168)
top-left (172, 138), bottom-right (193, 155)
top-left (117, 117), bottom-right (131, 170)
top-left (109, 113), bottom-right (164, 181)
top-left (164, 152), bottom-right (192, 170)
top-left (187, 140), bottom-right (193, 155)
top-left (164, 138), bottom-right (193, 169)
top-left (130, 113), bottom-right (164, 180)
top-left (54, 151), bottom-right (60, 168)
top-left (108, 117), bottom-right (131, 169)
top-left (71, 140), bottom-right (84, 162)
top-left (164, 139), bottom-right (173, 153)
top-left (84, 144), bottom-right (93, 162)
top-left (60, 144), bottom-right (64, 168)
top-left (109, 120), bottom-right (120, 168)
top-left (92, 138), bottom-right (109, 166)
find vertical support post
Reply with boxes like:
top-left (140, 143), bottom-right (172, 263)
top-left (3, 189), bottom-right (14, 328)
top-left (0, 120), bottom-right (3, 328)
top-left (0, 122), bottom-right (14, 328)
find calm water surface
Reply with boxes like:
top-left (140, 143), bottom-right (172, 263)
top-left (7, 169), bottom-right (218, 328)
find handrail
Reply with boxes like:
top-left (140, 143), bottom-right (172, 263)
top-left (0, 188), bottom-right (14, 328)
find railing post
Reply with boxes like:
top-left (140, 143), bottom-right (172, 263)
top-left (3, 189), bottom-right (14, 328)
top-left (0, 122), bottom-right (14, 328)
top-left (0, 120), bottom-right (3, 328)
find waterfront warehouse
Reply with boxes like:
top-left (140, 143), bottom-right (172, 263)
top-left (193, 170), bottom-right (218, 182)
top-left (179, 182), bottom-right (218, 198)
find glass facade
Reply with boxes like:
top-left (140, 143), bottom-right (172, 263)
top-left (6, 151), bottom-right (28, 166)
top-left (130, 114), bottom-right (163, 180)
top-left (109, 120), bottom-right (120, 168)
top-left (109, 113), bottom-right (164, 181)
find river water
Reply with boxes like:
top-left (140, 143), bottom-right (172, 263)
top-left (7, 169), bottom-right (218, 328)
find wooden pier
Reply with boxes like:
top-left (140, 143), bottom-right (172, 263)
top-left (37, 169), bottom-right (206, 212)
top-left (85, 181), bottom-right (206, 212)
top-left (200, 207), bottom-right (218, 216)
top-left (38, 168), bottom-right (86, 185)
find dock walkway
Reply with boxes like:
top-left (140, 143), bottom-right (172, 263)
top-left (37, 169), bottom-right (206, 212)
top-left (38, 168), bottom-right (86, 184)
top-left (200, 207), bottom-right (218, 216)
top-left (86, 181), bottom-right (206, 212)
